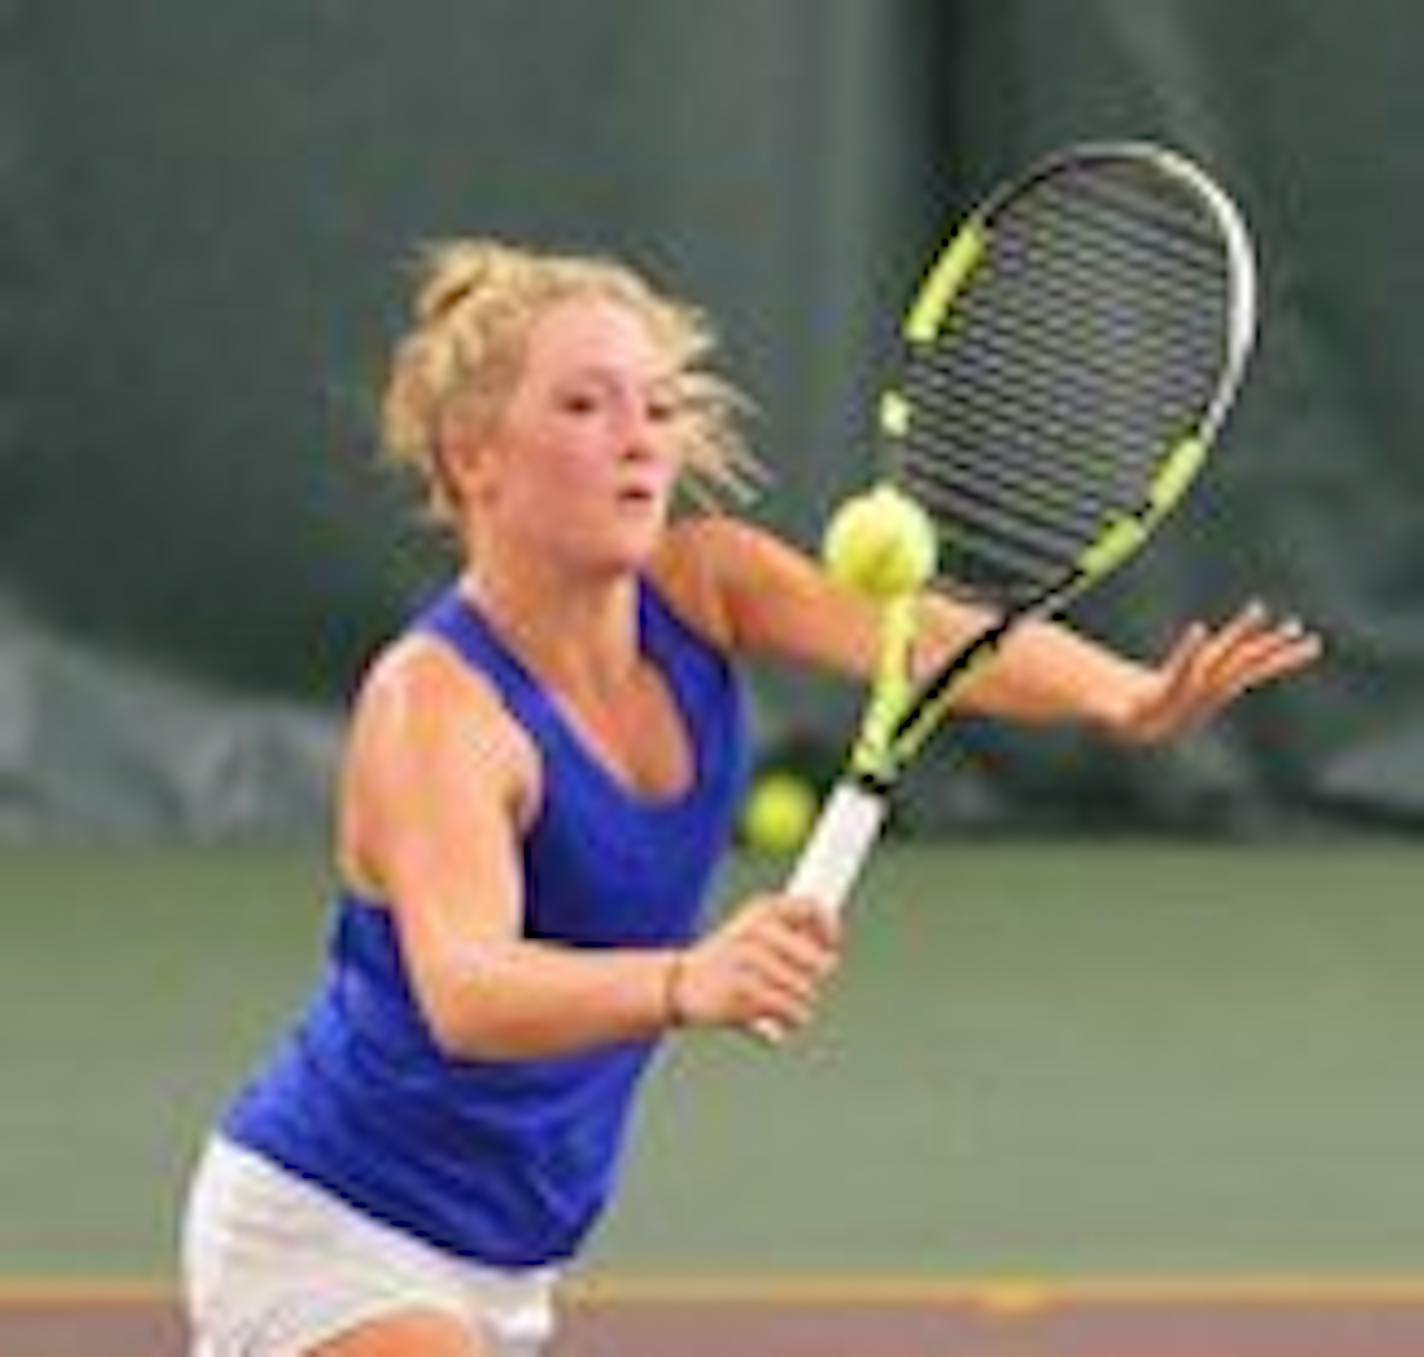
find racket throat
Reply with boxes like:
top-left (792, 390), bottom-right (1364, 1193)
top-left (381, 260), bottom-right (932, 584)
top-left (887, 612), bottom-right (1015, 762)
top-left (888, 565), bottom-right (1090, 765)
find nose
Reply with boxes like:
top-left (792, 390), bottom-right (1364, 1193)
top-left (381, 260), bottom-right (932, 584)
top-left (617, 401), bottom-right (661, 464)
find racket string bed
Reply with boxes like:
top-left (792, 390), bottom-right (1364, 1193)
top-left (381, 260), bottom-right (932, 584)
top-left (896, 402), bottom-right (1151, 531)
top-left (946, 248), bottom-right (1229, 425)
top-left (955, 266), bottom-right (1229, 387)
top-left (903, 349), bottom-right (1194, 489)
top-left (921, 260), bottom-right (1228, 443)
top-left (1001, 171), bottom-right (1231, 284)
top-left (890, 482), bottom-right (1074, 594)
top-left (901, 347), bottom-right (1212, 517)
top-left (897, 355), bottom-right (1190, 574)
top-left (901, 375), bottom-right (1165, 500)
top-left (997, 207), bottom-right (1229, 315)
top-left (904, 472), bottom-right (1091, 565)
top-left (966, 275), bottom-right (1229, 419)
top-left (985, 175), bottom-right (1232, 369)
top-left (1016, 162), bottom-right (1234, 271)
top-left (890, 159), bottom-right (1238, 598)
top-left (991, 220), bottom-right (1229, 328)
top-left (899, 435), bottom-right (1146, 530)
top-left (899, 460), bottom-right (1137, 578)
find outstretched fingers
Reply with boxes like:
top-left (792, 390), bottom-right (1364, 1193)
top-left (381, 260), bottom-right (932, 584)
top-left (1128, 601), bottom-right (1323, 741)
top-left (1188, 603), bottom-right (1323, 711)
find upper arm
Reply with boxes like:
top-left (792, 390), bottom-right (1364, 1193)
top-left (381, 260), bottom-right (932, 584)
top-left (654, 513), bottom-right (979, 680)
top-left (650, 513), bottom-right (874, 675)
top-left (340, 636), bottom-right (539, 1040)
top-left (652, 512), bottom-right (1017, 700)
top-left (653, 514), bottom-right (1151, 729)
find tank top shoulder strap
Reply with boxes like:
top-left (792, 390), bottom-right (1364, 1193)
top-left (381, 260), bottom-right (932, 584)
top-left (636, 575), bottom-right (682, 645)
top-left (410, 585), bottom-right (556, 739)
top-left (635, 575), bottom-right (726, 673)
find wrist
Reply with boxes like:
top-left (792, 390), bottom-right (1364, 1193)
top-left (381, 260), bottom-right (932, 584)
top-left (662, 950), bottom-right (691, 1029)
top-left (1095, 666), bottom-right (1160, 743)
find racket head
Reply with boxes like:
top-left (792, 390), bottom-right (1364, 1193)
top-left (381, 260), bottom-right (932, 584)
top-left (880, 141), bottom-right (1258, 609)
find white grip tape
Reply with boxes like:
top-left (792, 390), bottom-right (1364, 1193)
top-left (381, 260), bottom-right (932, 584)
top-left (750, 781), bottom-right (886, 1047)
top-left (786, 780), bottom-right (889, 919)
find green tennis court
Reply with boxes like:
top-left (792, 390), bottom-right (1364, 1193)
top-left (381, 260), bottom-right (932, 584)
top-left (6, 836), bottom-right (1422, 1284)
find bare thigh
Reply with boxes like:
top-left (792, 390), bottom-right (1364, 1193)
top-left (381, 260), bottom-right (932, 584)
top-left (308, 1308), bottom-right (494, 1357)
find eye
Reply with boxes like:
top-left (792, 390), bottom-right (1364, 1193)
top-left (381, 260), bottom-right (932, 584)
top-left (646, 382), bottom-right (685, 424)
top-left (557, 389), bottom-right (601, 416)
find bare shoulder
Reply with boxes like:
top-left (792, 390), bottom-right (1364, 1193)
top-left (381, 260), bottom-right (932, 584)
top-left (344, 632), bottom-right (541, 832)
top-left (355, 632), bottom-right (503, 732)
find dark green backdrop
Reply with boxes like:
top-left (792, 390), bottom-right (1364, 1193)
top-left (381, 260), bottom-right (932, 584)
top-left (1, 1), bottom-right (1417, 834)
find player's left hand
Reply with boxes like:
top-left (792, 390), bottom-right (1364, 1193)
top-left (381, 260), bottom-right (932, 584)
top-left (1111, 600), bottom-right (1323, 745)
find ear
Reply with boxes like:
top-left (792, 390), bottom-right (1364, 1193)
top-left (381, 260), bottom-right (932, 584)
top-left (438, 401), bottom-right (502, 508)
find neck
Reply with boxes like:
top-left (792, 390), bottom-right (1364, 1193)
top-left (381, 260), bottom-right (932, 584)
top-left (459, 542), bottom-right (642, 696)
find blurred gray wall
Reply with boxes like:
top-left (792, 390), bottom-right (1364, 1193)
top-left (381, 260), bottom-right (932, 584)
top-left (0, 0), bottom-right (1417, 834)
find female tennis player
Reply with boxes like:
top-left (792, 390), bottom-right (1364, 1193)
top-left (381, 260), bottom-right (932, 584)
top-left (181, 240), bottom-right (1319, 1357)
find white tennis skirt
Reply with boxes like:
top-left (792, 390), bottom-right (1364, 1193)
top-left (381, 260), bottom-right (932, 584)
top-left (181, 1137), bottom-right (558, 1357)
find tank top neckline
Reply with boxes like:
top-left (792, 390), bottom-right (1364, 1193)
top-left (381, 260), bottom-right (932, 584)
top-left (445, 578), bottom-right (709, 819)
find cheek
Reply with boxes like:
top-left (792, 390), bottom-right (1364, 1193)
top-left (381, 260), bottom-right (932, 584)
top-left (501, 426), bottom-right (610, 515)
top-left (537, 431), bottom-right (609, 492)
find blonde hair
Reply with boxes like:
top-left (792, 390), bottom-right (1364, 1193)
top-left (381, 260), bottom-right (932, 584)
top-left (381, 238), bottom-right (762, 525)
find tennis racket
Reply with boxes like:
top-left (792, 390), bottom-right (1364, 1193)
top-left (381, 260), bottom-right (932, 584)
top-left (788, 141), bottom-right (1258, 924)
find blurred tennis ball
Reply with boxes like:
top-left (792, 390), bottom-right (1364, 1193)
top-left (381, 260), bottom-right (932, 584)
top-left (740, 771), bottom-right (818, 855)
top-left (821, 483), bottom-right (939, 598)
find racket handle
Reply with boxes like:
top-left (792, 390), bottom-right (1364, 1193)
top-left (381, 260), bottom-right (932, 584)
top-left (752, 780), bottom-right (887, 1047)
top-left (785, 779), bottom-right (888, 919)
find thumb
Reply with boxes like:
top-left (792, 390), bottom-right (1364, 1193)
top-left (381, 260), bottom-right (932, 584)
top-left (1119, 621), bottom-right (1211, 743)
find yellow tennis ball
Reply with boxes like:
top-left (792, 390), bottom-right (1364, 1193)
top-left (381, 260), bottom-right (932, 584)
top-left (822, 484), bottom-right (938, 598)
top-left (740, 772), bottom-right (818, 855)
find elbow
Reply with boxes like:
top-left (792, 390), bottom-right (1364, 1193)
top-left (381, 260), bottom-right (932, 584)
top-left (413, 949), bottom-right (537, 1063)
top-left (422, 992), bottom-right (535, 1063)
top-left (424, 1009), bottom-right (495, 1063)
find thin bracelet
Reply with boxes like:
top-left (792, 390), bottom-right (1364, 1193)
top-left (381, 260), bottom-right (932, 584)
top-left (663, 951), bottom-right (690, 1029)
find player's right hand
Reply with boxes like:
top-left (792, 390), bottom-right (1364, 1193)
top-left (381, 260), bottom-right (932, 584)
top-left (673, 895), bottom-right (841, 1037)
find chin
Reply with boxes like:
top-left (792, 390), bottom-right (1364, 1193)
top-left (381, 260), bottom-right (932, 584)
top-left (593, 523), bottom-right (667, 576)
top-left (607, 537), bottom-right (663, 574)
top-left (616, 504), bottom-right (671, 555)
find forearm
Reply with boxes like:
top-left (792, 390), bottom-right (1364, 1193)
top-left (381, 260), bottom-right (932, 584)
top-left (688, 515), bottom-right (1154, 733)
top-left (413, 937), bottom-right (681, 1062)
top-left (918, 594), bottom-right (1152, 732)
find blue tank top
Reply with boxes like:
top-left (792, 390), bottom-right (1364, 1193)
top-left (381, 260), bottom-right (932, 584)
top-left (222, 579), bottom-right (748, 1267)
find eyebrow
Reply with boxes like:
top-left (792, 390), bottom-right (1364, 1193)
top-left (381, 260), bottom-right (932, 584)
top-left (559, 364), bottom-right (680, 390)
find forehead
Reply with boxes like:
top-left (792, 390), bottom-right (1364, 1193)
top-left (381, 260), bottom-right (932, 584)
top-left (522, 294), bottom-right (665, 377)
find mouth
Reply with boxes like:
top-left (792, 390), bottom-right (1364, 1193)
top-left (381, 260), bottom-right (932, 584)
top-left (615, 484), bottom-right (662, 509)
